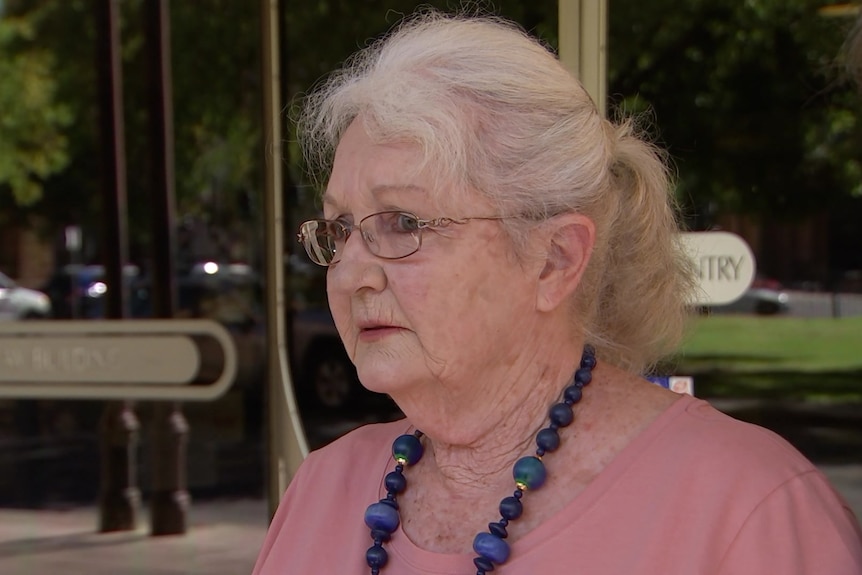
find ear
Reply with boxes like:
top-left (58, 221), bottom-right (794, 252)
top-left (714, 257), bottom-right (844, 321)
top-left (535, 213), bottom-right (595, 313)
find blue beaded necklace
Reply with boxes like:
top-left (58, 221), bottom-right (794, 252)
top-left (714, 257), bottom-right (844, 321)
top-left (364, 345), bottom-right (597, 574)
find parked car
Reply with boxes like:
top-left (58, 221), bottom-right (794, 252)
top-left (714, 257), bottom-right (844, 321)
top-left (289, 307), bottom-right (361, 411)
top-left (0, 270), bottom-right (52, 320)
top-left (42, 264), bottom-right (139, 319)
top-left (704, 277), bottom-right (790, 315)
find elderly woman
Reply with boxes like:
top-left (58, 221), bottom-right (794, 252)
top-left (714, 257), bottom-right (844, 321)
top-left (253, 11), bottom-right (862, 575)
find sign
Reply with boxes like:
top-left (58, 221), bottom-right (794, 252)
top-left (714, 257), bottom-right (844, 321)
top-left (680, 231), bottom-right (756, 305)
top-left (646, 375), bottom-right (694, 396)
top-left (0, 320), bottom-right (237, 400)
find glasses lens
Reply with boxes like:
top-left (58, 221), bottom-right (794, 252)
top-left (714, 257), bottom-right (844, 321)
top-left (299, 220), bottom-right (344, 266)
top-left (365, 212), bottom-right (421, 259)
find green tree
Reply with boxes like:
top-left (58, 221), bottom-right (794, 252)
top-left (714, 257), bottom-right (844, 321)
top-left (608, 0), bottom-right (862, 221)
top-left (4, 0), bottom-right (859, 254)
top-left (0, 11), bottom-right (71, 211)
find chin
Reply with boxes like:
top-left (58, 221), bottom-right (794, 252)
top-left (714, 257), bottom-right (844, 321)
top-left (355, 360), bottom-right (418, 398)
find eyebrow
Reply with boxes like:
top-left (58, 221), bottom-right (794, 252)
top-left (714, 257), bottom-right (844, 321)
top-left (322, 183), bottom-right (426, 209)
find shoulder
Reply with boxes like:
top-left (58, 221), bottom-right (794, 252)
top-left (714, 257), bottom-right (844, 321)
top-left (626, 395), bottom-right (824, 525)
top-left (654, 396), bottom-right (861, 530)
top-left (657, 395), bottom-right (816, 480)
top-left (303, 417), bottom-right (410, 470)
top-left (288, 418), bottom-right (412, 498)
top-left (619, 396), bottom-right (862, 570)
top-left (252, 418), bottom-right (411, 575)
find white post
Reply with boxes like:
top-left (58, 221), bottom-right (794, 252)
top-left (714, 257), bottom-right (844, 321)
top-left (261, 0), bottom-right (309, 518)
top-left (558, 0), bottom-right (608, 116)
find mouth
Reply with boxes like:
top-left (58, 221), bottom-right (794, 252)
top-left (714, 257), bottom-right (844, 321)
top-left (358, 322), bottom-right (395, 332)
top-left (356, 320), bottom-right (403, 338)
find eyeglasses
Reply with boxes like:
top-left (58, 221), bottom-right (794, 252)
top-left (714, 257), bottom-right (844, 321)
top-left (297, 210), bottom-right (511, 267)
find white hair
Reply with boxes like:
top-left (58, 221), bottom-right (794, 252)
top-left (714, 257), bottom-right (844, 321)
top-left (298, 10), bottom-right (696, 373)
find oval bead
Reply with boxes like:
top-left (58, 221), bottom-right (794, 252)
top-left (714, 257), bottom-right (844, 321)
top-left (392, 434), bottom-right (423, 466)
top-left (536, 428), bottom-right (560, 452)
top-left (488, 521), bottom-right (508, 538)
top-left (384, 470), bottom-right (407, 494)
top-left (549, 403), bottom-right (574, 427)
top-left (473, 532), bottom-right (511, 564)
top-left (473, 555), bottom-right (496, 572)
top-left (370, 528), bottom-right (392, 543)
top-left (513, 456), bottom-right (547, 490)
top-left (365, 544), bottom-right (389, 568)
top-left (364, 502), bottom-right (400, 532)
top-left (499, 496), bottom-right (523, 520)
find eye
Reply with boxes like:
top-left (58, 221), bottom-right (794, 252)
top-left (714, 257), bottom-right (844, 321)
top-left (392, 212), bottom-right (421, 233)
top-left (319, 218), bottom-right (349, 241)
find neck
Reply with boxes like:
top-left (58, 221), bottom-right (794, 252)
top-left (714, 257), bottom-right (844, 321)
top-left (404, 354), bottom-right (583, 493)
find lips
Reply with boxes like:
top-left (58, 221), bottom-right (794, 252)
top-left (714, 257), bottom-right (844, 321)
top-left (357, 321), bottom-right (396, 332)
top-left (355, 318), bottom-right (405, 339)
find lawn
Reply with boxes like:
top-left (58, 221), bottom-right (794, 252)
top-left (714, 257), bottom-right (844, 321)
top-left (665, 316), bottom-right (862, 402)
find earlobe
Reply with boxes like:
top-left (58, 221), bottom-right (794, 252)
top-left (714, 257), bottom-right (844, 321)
top-left (536, 214), bottom-right (595, 312)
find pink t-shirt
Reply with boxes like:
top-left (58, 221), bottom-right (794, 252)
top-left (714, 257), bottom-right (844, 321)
top-left (253, 395), bottom-right (862, 574)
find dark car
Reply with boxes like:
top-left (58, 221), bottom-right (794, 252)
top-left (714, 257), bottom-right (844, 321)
top-left (42, 264), bottom-right (139, 319)
top-left (289, 307), bottom-right (360, 411)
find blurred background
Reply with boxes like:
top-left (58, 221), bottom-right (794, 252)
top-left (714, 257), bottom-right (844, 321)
top-left (0, 0), bottom-right (860, 548)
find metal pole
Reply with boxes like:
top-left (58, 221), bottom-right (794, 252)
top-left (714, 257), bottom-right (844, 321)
top-left (95, 0), bottom-right (140, 533)
top-left (558, 0), bottom-right (608, 116)
top-left (261, 0), bottom-right (309, 519)
top-left (144, 0), bottom-right (189, 536)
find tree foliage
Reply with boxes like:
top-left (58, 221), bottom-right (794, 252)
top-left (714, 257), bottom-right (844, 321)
top-left (0, 0), bottom-right (859, 250)
top-left (608, 0), bottom-right (862, 221)
top-left (0, 10), bottom-right (71, 209)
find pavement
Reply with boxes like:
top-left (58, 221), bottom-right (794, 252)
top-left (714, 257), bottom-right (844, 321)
top-left (0, 466), bottom-right (859, 575)
top-left (1, 389), bottom-right (861, 574)
top-left (0, 498), bottom-right (269, 575)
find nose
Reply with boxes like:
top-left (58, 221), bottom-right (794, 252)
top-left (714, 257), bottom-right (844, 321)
top-left (328, 224), bottom-right (387, 294)
top-left (334, 222), bottom-right (373, 264)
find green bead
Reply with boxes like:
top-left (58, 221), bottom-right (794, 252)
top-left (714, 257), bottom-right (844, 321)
top-left (513, 456), bottom-right (546, 490)
top-left (392, 434), bottom-right (423, 466)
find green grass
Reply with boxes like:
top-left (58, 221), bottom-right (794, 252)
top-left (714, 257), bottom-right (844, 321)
top-left (665, 316), bottom-right (862, 402)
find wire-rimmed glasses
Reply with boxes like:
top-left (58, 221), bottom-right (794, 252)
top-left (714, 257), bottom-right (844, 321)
top-left (297, 210), bottom-right (510, 266)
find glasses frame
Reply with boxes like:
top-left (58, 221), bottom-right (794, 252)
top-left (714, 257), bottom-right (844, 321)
top-left (296, 210), bottom-right (511, 267)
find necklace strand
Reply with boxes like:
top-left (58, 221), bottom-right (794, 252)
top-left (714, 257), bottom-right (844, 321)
top-left (363, 345), bottom-right (597, 574)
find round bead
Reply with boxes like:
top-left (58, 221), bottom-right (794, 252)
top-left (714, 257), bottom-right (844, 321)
top-left (392, 434), bottom-right (423, 466)
top-left (473, 556), bottom-right (496, 572)
top-left (549, 403), bottom-right (574, 427)
top-left (365, 544), bottom-right (389, 568)
top-left (581, 350), bottom-right (597, 368)
top-left (499, 496), bottom-right (523, 520)
top-left (473, 532), bottom-right (511, 564)
top-left (364, 502), bottom-right (399, 533)
top-left (574, 367), bottom-right (593, 386)
top-left (536, 428), bottom-right (560, 452)
top-left (564, 385), bottom-right (583, 404)
top-left (384, 471), bottom-right (407, 494)
top-left (513, 456), bottom-right (547, 490)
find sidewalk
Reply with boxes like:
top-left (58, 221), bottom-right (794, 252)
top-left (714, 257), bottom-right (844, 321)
top-left (0, 498), bottom-right (268, 575)
top-left (0, 464), bottom-right (859, 575)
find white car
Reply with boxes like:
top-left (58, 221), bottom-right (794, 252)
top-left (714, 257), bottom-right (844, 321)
top-left (704, 287), bottom-right (790, 315)
top-left (0, 271), bottom-right (52, 320)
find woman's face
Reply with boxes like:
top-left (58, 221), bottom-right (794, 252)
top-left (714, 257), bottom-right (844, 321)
top-left (323, 119), bottom-right (545, 406)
